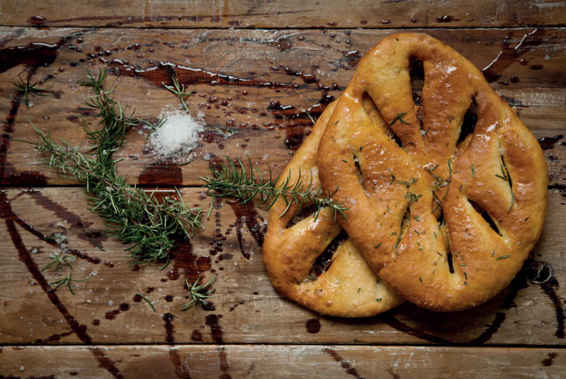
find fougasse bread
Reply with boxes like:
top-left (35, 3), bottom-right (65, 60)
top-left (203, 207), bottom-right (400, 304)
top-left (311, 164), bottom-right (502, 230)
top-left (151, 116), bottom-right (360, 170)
top-left (263, 101), bottom-right (404, 317)
top-left (317, 33), bottom-right (548, 311)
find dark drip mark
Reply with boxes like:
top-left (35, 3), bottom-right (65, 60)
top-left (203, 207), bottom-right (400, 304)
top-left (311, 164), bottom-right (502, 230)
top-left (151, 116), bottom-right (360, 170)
top-left (0, 42), bottom-right (59, 74)
top-left (322, 348), bottom-right (365, 379)
top-left (137, 163), bottom-right (183, 187)
top-left (169, 241), bottom-right (211, 283)
top-left (67, 248), bottom-right (101, 264)
top-left (538, 135), bottom-right (563, 150)
top-left (286, 204), bottom-right (317, 228)
top-left (229, 200), bottom-right (266, 259)
top-left (541, 279), bottom-right (565, 339)
top-left (447, 251), bottom-right (455, 274)
top-left (457, 98), bottom-right (478, 146)
top-left (9, 210), bottom-right (101, 264)
top-left (109, 60), bottom-right (297, 90)
top-left (205, 314), bottom-right (224, 343)
top-left (44, 10), bottom-right (310, 28)
top-left (468, 199), bottom-right (501, 236)
top-left (34, 330), bottom-right (73, 344)
top-left (163, 313), bottom-right (192, 378)
top-left (104, 303), bottom-right (130, 320)
top-left (0, 193), bottom-right (123, 378)
top-left (306, 318), bottom-right (321, 333)
top-left (548, 183), bottom-right (566, 199)
top-left (387, 368), bottom-right (400, 379)
top-left (191, 329), bottom-right (203, 341)
top-left (482, 29), bottom-right (541, 83)
top-left (309, 231), bottom-right (348, 278)
top-left (163, 313), bottom-right (175, 345)
top-left (542, 352), bottom-right (557, 367)
top-left (523, 260), bottom-right (565, 338)
top-left (218, 347), bottom-right (231, 379)
top-left (0, 165), bottom-right (48, 186)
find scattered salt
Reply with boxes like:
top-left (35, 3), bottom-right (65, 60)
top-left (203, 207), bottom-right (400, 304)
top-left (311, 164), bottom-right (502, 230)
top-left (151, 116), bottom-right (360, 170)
top-left (149, 108), bottom-right (204, 162)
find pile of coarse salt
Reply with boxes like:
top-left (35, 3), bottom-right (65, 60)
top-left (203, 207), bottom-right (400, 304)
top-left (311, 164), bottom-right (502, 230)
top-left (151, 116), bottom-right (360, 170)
top-left (149, 108), bottom-right (204, 162)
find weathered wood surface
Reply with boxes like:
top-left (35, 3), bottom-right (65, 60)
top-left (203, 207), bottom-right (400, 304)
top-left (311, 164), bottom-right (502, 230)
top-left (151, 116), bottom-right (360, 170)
top-left (1, 345), bottom-right (564, 378)
top-left (0, 27), bottom-right (565, 186)
top-left (0, 188), bottom-right (564, 345)
top-left (1, 5), bottom-right (566, 377)
top-left (2, 0), bottom-right (566, 28)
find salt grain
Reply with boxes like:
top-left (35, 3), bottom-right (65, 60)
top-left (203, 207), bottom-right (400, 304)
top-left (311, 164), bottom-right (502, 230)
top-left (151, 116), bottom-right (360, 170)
top-left (150, 108), bottom-right (204, 161)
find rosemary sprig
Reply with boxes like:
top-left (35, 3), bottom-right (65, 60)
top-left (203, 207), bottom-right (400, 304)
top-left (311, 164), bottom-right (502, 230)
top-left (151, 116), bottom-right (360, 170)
top-left (163, 72), bottom-right (190, 113)
top-left (201, 157), bottom-right (347, 220)
top-left (32, 70), bottom-right (203, 264)
top-left (48, 273), bottom-right (89, 295)
top-left (182, 275), bottom-right (216, 311)
top-left (42, 252), bottom-right (88, 294)
top-left (14, 75), bottom-right (48, 107)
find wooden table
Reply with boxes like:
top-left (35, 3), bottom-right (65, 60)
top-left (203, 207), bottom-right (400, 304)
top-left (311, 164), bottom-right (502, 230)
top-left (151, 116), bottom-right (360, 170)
top-left (0, 1), bottom-right (565, 377)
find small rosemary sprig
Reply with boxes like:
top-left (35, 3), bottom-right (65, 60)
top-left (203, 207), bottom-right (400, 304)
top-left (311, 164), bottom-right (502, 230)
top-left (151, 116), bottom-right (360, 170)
top-left (201, 158), bottom-right (347, 220)
top-left (163, 72), bottom-right (190, 113)
top-left (182, 275), bottom-right (216, 311)
top-left (42, 251), bottom-right (88, 294)
top-left (31, 70), bottom-right (203, 264)
top-left (14, 75), bottom-right (48, 107)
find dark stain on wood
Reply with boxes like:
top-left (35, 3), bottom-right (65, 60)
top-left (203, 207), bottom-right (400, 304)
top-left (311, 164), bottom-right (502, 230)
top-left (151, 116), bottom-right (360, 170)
top-left (138, 163), bottom-right (183, 186)
top-left (322, 348), bottom-right (365, 379)
top-left (306, 318), bottom-right (321, 334)
top-left (482, 28), bottom-right (542, 83)
top-left (538, 135), bottom-right (563, 150)
top-left (542, 352), bottom-right (557, 366)
top-left (205, 314), bottom-right (224, 343)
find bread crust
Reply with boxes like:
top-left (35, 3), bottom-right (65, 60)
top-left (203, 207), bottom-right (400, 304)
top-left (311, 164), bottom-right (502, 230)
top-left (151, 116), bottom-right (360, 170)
top-left (317, 33), bottom-right (548, 311)
top-left (263, 102), bottom-right (403, 317)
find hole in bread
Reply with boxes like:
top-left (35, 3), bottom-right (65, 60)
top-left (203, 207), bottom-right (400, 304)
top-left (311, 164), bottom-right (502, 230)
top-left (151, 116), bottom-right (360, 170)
top-left (409, 57), bottom-right (426, 137)
top-left (361, 92), bottom-right (403, 147)
top-left (353, 154), bottom-right (363, 178)
top-left (308, 230), bottom-right (348, 279)
top-left (447, 251), bottom-right (455, 274)
top-left (468, 199), bottom-right (502, 236)
top-left (457, 97), bottom-right (478, 146)
top-left (395, 204), bottom-right (412, 250)
top-left (409, 57), bottom-right (424, 106)
top-left (286, 204), bottom-right (318, 228)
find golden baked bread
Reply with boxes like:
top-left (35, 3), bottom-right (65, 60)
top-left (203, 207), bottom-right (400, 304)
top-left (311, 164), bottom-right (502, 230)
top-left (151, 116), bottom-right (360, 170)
top-left (263, 102), bottom-right (404, 317)
top-left (317, 33), bottom-right (548, 311)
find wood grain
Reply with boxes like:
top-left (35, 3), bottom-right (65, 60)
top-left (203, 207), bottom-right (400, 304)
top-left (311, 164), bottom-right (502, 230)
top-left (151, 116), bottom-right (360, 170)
top-left (0, 345), bottom-right (564, 378)
top-left (0, 27), bottom-right (564, 186)
top-left (1, 0), bottom-right (566, 28)
top-left (0, 188), bottom-right (564, 345)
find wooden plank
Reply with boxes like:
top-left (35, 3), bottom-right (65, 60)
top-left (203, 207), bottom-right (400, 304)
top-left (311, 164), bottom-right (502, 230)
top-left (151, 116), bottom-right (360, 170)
top-left (0, 345), bottom-right (564, 378)
top-left (1, 0), bottom-right (566, 28)
top-left (0, 188), bottom-right (564, 345)
top-left (0, 27), bottom-right (565, 186)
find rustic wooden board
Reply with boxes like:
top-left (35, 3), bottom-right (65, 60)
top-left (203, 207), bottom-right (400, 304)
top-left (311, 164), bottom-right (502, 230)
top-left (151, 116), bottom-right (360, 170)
top-left (0, 345), bottom-right (564, 379)
top-left (0, 27), bottom-right (564, 186)
top-left (0, 188), bottom-right (564, 345)
top-left (2, 0), bottom-right (566, 28)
